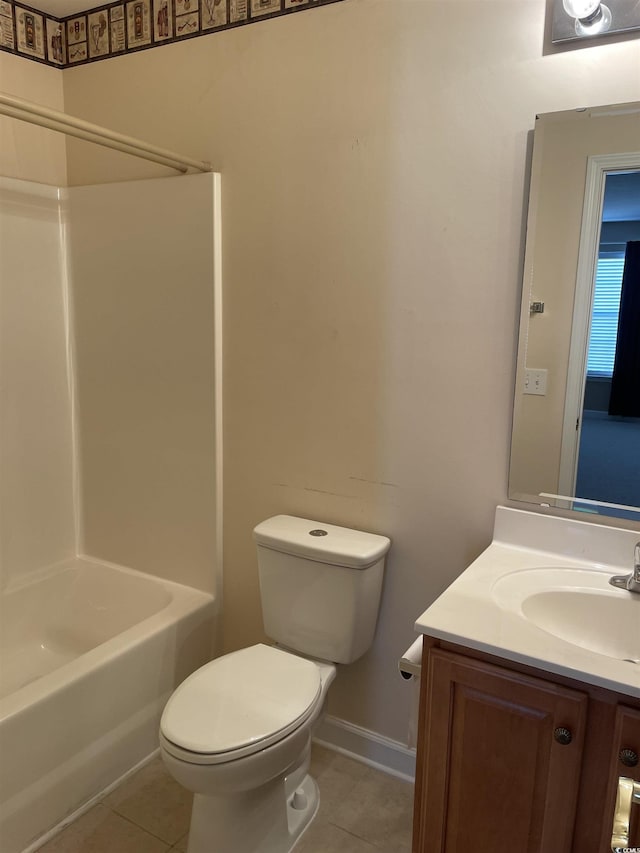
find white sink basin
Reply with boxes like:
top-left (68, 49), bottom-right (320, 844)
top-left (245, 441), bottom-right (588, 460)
top-left (492, 568), bottom-right (640, 663)
top-left (415, 507), bottom-right (640, 697)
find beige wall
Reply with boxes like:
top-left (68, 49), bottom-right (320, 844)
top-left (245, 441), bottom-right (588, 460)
top-left (38, 0), bottom-right (640, 741)
top-left (0, 52), bottom-right (67, 185)
top-left (511, 108), bottom-right (640, 501)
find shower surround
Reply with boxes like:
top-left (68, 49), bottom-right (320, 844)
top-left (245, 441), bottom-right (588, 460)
top-left (0, 173), bottom-right (221, 851)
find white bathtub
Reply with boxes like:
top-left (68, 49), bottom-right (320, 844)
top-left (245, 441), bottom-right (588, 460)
top-left (0, 557), bottom-right (216, 853)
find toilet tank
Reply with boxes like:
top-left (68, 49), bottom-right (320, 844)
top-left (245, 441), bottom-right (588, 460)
top-left (253, 516), bottom-right (391, 664)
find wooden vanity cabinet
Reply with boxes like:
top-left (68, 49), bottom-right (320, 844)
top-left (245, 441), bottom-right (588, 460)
top-left (413, 638), bottom-right (640, 853)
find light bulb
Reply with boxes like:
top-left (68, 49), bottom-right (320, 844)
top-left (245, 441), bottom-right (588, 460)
top-left (563, 0), bottom-right (600, 18)
top-left (562, 0), bottom-right (612, 35)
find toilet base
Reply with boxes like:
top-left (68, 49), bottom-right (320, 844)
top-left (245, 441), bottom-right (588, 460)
top-left (186, 764), bottom-right (319, 853)
top-left (286, 773), bottom-right (319, 851)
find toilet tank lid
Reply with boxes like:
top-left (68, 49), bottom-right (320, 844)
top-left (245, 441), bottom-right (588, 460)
top-left (253, 515), bottom-right (391, 569)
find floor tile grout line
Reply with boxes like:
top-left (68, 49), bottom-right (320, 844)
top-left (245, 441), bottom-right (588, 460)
top-left (108, 804), bottom-right (179, 847)
top-left (325, 818), bottom-right (379, 844)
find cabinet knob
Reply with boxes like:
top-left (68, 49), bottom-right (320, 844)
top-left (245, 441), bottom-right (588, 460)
top-left (554, 727), bottom-right (572, 745)
top-left (620, 749), bottom-right (639, 768)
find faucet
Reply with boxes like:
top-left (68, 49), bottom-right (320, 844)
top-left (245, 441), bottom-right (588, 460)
top-left (609, 542), bottom-right (640, 594)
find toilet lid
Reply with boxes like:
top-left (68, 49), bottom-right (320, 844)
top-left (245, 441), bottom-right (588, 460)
top-left (160, 644), bottom-right (322, 757)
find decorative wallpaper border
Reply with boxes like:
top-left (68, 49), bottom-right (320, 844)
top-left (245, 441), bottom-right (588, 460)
top-left (0, 0), bottom-right (344, 68)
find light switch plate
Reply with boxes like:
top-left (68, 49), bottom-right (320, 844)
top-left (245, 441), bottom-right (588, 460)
top-left (524, 368), bottom-right (548, 396)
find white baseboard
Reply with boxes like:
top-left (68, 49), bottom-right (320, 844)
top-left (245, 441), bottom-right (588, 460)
top-left (313, 715), bottom-right (416, 783)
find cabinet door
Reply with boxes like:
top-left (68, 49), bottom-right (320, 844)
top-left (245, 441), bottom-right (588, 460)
top-left (601, 705), bottom-right (640, 851)
top-left (414, 649), bottom-right (587, 853)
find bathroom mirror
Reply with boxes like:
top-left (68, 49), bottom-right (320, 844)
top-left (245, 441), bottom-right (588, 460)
top-left (509, 102), bottom-right (640, 522)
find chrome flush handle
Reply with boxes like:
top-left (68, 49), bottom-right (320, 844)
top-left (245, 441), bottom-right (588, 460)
top-left (611, 776), bottom-right (640, 851)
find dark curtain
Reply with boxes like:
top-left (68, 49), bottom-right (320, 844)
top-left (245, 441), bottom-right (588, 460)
top-left (609, 241), bottom-right (640, 417)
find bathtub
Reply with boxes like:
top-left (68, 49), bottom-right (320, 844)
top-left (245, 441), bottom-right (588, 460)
top-left (0, 557), bottom-right (216, 853)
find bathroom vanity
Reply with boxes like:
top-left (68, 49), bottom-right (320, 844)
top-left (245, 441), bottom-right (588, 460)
top-left (412, 507), bottom-right (640, 853)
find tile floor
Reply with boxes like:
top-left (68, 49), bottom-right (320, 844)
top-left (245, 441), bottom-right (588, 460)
top-left (36, 745), bottom-right (414, 853)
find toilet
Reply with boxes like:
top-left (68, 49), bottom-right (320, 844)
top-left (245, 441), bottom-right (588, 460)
top-left (159, 515), bottom-right (390, 853)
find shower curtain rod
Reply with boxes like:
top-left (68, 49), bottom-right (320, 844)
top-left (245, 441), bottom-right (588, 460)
top-left (0, 92), bottom-right (211, 174)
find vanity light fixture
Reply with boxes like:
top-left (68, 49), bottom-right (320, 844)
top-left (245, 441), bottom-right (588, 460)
top-left (552, 0), bottom-right (640, 43)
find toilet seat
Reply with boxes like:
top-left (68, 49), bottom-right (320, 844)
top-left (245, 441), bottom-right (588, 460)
top-left (160, 644), bottom-right (322, 765)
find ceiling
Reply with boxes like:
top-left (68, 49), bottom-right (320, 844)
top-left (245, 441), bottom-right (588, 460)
top-left (26, 0), bottom-right (102, 16)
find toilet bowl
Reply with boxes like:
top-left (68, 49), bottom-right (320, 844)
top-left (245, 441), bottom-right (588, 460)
top-left (160, 645), bottom-right (335, 853)
top-left (159, 516), bottom-right (390, 853)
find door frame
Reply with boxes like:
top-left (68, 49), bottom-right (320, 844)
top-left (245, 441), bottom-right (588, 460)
top-left (558, 151), bottom-right (640, 501)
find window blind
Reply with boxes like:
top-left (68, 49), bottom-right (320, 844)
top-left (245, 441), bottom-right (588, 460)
top-left (586, 254), bottom-right (626, 377)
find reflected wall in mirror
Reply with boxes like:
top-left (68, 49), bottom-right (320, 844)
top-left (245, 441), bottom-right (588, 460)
top-left (510, 103), bottom-right (640, 522)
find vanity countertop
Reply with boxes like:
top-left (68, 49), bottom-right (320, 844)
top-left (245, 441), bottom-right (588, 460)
top-left (414, 506), bottom-right (640, 698)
